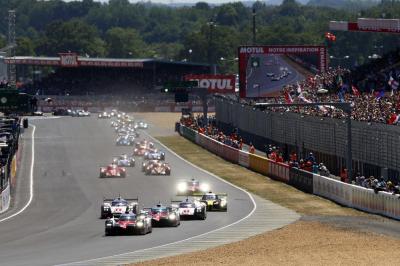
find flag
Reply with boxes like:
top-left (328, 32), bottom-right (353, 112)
top-left (388, 76), bottom-right (399, 90)
top-left (375, 90), bottom-right (385, 100)
top-left (337, 75), bottom-right (343, 87)
top-left (338, 90), bottom-right (345, 103)
top-left (298, 93), bottom-right (312, 103)
top-left (351, 85), bottom-right (360, 96)
top-left (284, 91), bottom-right (293, 104)
top-left (388, 113), bottom-right (400, 125)
top-left (296, 82), bottom-right (302, 94)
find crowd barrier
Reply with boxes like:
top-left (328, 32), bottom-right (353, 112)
top-left (179, 124), bottom-right (400, 220)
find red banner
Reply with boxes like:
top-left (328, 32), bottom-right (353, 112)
top-left (185, 74), bottom-right (235, 94)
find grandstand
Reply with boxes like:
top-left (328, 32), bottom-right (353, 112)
top-left (4, 55), bottom-right (210, 96)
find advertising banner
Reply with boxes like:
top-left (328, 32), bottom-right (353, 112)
top-left (238, 150), bottom-right (250, 168)
top-left (185, 74), bottom-right (235, 94)
top-left (249, 154), bottom-right (269, 175)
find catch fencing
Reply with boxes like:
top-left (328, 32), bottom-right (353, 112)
top-left (214, 96), bottom-right (400, 181)
top-left (178, 124), bottom-right (400, 220)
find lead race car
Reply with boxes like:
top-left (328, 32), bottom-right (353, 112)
top-left (99, 163), bottom-right (126, 178)
top-left (144, 161), bottom-right (171, 175)
top-left (144, 204), bottom-right (180, 227)
top-left (105, 211), bottom-right (152, 236)
top-left (116, 136), bottom-right (134, 146)
top-left (176, 178), bottom-right (210, 195)
top-left (113, 154), bottom-right (135, 167)
top-left (100, 196), bottom-right (139, 219)
top-left (199, 192), bottom-right (228, 211)
top-left (172, 198), bottom-right (207, 220)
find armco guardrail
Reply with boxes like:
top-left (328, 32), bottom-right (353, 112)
top-left (179, 125), bottom-right (400, 220)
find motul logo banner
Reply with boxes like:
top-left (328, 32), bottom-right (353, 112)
top-left (59, 53), bottom-right (78, 67)
top-left (185, 75), bottom-right (235, 94)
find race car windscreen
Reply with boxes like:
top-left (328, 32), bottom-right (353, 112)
top-left (112, 201), bottom-right (127, 206)
top-left (202, 195), bottom-right (217, 200)
top-left (179, 202), bottom-right (195, 208)
top-left (119, 215), bottom-right (136, 221)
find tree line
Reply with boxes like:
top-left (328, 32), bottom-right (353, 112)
top-left (0, 0), bottom-right (400, 73)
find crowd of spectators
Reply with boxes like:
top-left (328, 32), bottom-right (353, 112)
top-left (355, 173), bottom-right (400, 195)
top-left (181, 114), bottom-right (332, 178)
top-left (241, 49), bottom-right (400, 125)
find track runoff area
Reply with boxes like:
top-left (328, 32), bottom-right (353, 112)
top-left (0, 113), bottom-right (297, 266)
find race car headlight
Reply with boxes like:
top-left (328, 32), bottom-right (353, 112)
top-left (200, 183), bottom-right (210, 192)
top-left (136, 221), bottom-right (144, 227)
top-left (106, 223), bottom-right (112, 227)
top-left (177, 182), bottom-right (187, 192)
top-left (169, 214), bottom-right (176, 220)
top-left (221, 200), bottom-right (227, 207)
top-left (196, 207), bottom-right (202, 211)
top-left (138, 214), bottom-right (146, 220)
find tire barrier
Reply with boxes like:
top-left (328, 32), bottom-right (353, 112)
top-left (179, 125), bottom-right (400, 220)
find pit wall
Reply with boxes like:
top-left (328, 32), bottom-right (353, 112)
top-left (179, 124), bottom-right (400, 220)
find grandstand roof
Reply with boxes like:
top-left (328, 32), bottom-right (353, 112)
top-left (4, 55), bottom-right (209, 68)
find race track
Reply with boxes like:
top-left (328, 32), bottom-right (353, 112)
top-left (246, 55), bottom-right (303, 97)
top-left (0, 116), bottom-right (254, 266)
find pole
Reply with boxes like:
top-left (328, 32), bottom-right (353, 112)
top-left (252, 6), bottom-right (256, 45)
top-left (346, 110), bottom-right (353, 183)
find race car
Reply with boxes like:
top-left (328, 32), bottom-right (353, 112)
top-left (135, 121), bottom-right (148, 129)
top-left (98, 111), bottom-right (111, 119)
top-left (266, 72), bottom-right (274, 77)
top-left (172, 198), bottom-right (207, 220)
top-left (144, 204), bottom-right (180, 227)
top-left (116, 136), bottom-right (134, 146)
top-left (142, 160), bottom-right (159, 172)
top-left (99, 163), bottom-right (126, 178)
top-left (76, 110), bottom-right (91, 117)
top-left (144, 150), bottom-right (165, 160)
top-left (105, 211), bottom-right (152, 236)
top-left (100, 196), bottom-right (139, 219)
top-left (200, 192), bottom-right (228, 211)
top-left (113, 154), bottom-right (135, 167)
top-left (144, 162), bottom-right (171, 175)
top-left (135, 140), bottom-right (155, 149)
top-left (176, 178), bottom-right (210, 195)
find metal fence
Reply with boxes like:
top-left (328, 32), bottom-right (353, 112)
top-left (214, 96), bottom-right (400, 180)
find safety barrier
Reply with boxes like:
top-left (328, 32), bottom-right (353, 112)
top-left (269, 161), bottom-right (290, 183)
top-left (314, 173), bottom-right (400, 220)
top-left (0, 181), bottom-right (10, 213)
top-left (248, 154), bottom-right (269, 175)
top-left (289, 168), bottom-right (314, 194)
top-left (238, 151), bottom-right (249, 168)
top-left (179, 125), bottom-right (400, 220)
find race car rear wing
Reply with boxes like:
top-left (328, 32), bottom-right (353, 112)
top-left (191, 193), bottom-right (228, 199)
top-left (103, 197), bottom-right (139, 203)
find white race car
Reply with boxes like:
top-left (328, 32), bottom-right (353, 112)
top-left (100, 197), bottom-right (138, 219)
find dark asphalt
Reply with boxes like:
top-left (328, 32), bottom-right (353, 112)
top-left (246, 54), bottom-right (304, 97)
top-left (0, 116), bottom-right (253, 266)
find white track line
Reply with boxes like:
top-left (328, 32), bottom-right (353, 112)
top-left (59, 128), bottom-right (257, 266)
top-left (0, 125), bottom-right (35, 223)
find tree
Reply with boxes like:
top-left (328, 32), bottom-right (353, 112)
top-left (105, 27), bottom-right (146, 58)
top-left (36, 19), bottom-right (105, 57)
top-left (16, 37), bottom-right (35, 56)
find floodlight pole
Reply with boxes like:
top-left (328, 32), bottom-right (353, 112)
top-left (255, 102), bottom-right (353, 182)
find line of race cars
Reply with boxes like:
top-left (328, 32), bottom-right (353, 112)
top-left (97, 111), bottom-right (228, 236)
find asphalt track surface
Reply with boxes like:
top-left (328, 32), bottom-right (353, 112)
top-left (246, 55), bottom-right (304, 97)
top-left (0, 116), bottom-right (253, 266)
